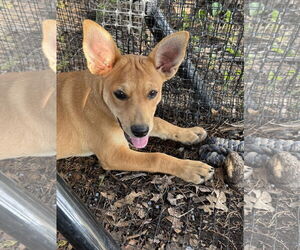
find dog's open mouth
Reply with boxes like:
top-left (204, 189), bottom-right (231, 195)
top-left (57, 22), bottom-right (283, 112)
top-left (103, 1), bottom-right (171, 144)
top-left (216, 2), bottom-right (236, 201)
top-left (129, 136), bottom-right (149, 149)
top-left (117, 118), bottom-right (149, 149)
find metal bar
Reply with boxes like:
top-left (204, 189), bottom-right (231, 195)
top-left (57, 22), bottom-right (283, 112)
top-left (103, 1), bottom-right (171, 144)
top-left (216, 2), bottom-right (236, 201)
top-left (145, 2), bottom-right (219, 111)
top-left (0, 171), bottom-right (56, 250)
top-left (57, 174), bottom-right (120, 250)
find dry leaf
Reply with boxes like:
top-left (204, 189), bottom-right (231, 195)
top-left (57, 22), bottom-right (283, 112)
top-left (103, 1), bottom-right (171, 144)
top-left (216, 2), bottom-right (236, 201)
top-left (167, 193), bottom-right (184, 205)
top-left (114, 191), bottom-right (144, 208)
top-left (244, 194), bottom-right (257, 215)
top-left (100, 191), bottom-right (116, 200)
top-left (115, 219), bottom-right (131, 227)
top-left (213, 190), bottom-right (228, 212)
top-left (167, 207), bottom-right (183, 233)
top-left (126, 230), bottom-right (147, 240)
top-left (151, 193), bottom-right (162, 202)
top-left (189, 236), bottom-right (199, 247)
top-left (166, 216), bottom-right (183, 233)
top-left (167, 207), bottom-right (181, 218)
top-left (245, 189), bottom-right (275, 214)
top-left (252, 190), bottom-right (275, 212)
top-left (200, 190), bottom-right (228, 214)
top-left (137, 208), bottom-right (146, 219)
top-left (201, 204), bottom-right (214, 215)
top-left (124, 239), bottom-right (139, 250)
top-left (207, 245), bottom-right (218, 250)
top-left (167, 193), bottom-right (177, 205)
top-left (142, 202), bottom-right (149, 208)
top-left (199, 186), bottom-right (213, 192)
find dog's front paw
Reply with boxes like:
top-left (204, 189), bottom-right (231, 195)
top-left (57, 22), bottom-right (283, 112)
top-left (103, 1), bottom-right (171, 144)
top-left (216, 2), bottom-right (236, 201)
top-left (175, 126), bottom-right (207, 145)
top-left (177, 160), bottom-right (214, 184)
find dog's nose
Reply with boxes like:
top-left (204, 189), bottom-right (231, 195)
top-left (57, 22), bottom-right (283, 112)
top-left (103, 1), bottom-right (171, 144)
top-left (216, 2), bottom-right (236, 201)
top-left (131, 124), bottom-right (149, 137)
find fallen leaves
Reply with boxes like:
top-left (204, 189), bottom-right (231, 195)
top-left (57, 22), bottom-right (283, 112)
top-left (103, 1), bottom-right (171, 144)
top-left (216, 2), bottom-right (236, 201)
top-left (166, 207), bottom-right (183, 233)
top-left (167, 193), bottom-right (184, 206)
top-left (200, 190), bottom-right (228, 215)
top-left (114, 191), bottom-right (144, 208)
top-left (100, 191), bottom-right (115, 200)
top-left (245, 189), bottom-right (275, 215)
top-left (151, 193), bottom-right (162, 202)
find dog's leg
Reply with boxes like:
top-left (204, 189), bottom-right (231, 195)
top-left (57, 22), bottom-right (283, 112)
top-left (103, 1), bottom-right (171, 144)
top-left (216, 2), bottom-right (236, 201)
top-left (98, 145), bottom-right (214, 184)
top-left (150, 117), bottom-right (207, 145)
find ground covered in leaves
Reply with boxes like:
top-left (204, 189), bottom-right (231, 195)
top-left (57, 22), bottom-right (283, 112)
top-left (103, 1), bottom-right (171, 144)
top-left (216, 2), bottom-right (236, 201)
top-left (243, 166), bottom-right (300, 250)
top-left (57, 138), bottom-right (243, 249)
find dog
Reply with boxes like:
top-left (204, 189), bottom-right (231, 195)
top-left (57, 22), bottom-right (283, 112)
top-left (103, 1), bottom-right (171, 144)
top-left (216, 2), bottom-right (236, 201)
top-left (57, 20), bottom-right (214, 184)
top-left (0, 20), bottom-right (56, 160)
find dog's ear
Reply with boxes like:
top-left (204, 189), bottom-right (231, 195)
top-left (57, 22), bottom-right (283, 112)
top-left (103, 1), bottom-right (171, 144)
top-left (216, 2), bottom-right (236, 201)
top-left (83, 20), bottom-right (121, 75)
top-left (149, 31), bottom-right (189, 79)
top-left (42, 20), bottom-right (56, 72)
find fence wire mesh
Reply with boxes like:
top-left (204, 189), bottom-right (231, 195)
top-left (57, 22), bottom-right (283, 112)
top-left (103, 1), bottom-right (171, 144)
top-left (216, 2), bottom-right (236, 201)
top-left (1, 0), bottom-right (299, 248)
top-left (244, 0), bottom-right (300, 249)
top-left (57, 0), bottom-right (244, 126)
top-left (0, 0), bottom-right (55, 73)
top-left (57, 1), bottom-right (244, 249)
top-left (0, 0), bottom-right (56, 249)
top-left (245, 0), bottom-right (300, 128)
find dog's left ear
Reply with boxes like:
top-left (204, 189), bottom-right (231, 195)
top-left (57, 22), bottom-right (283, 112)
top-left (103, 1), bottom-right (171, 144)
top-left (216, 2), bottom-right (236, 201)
top-left (149, 31), bottom-right (189, 79)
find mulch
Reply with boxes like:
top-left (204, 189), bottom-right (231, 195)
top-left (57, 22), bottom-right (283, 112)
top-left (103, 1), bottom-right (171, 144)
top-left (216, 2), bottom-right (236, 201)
top-left (57, 137), bottom-right (243, 249)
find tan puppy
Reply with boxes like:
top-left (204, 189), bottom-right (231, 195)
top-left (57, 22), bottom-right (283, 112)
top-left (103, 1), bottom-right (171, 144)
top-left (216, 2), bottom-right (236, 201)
top-left (57, 20), bottom-right (214, 184)
top-left (0, 20), bottom-right (56, 160)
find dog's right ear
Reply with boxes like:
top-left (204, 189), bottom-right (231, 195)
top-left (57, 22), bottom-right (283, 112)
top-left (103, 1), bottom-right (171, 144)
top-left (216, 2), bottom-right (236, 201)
top-left (42, 20), bottom-right (56, 72)
top-left (83, 20), bottom-right (121, 75)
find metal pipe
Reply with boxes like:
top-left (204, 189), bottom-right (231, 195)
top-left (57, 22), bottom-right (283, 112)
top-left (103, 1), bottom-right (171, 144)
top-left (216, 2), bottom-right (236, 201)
top-left (0, 171), bottom-right (56, 250)
top-left (57, 174), bottom-right (120, 250)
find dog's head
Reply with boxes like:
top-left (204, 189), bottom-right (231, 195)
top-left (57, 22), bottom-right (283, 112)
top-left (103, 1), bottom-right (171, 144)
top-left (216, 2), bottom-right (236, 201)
top-left (83, 20), bottom-right (189, 148)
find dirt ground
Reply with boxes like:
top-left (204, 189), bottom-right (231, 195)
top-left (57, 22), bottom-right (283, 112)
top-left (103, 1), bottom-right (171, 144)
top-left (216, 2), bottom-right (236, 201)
top-left (57, 137), bottom-right (243, 249)
top-left (243, 167), bottom-right (299, 249)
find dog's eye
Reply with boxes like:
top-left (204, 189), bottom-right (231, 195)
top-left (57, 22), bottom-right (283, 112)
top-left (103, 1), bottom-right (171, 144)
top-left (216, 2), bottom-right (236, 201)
top-left (114, 90), bottom-right (128, 100)
top-left (148, 90), bottom-right (158, 99)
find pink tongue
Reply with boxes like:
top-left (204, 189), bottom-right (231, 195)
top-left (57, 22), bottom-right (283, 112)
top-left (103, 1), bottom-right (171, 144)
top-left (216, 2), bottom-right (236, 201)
top-left (130, 136), bottom-right (149, 149)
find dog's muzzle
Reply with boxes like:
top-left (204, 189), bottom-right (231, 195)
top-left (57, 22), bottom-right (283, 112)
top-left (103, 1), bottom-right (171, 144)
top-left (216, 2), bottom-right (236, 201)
top-left (117, 118), bottom-right (149, 149)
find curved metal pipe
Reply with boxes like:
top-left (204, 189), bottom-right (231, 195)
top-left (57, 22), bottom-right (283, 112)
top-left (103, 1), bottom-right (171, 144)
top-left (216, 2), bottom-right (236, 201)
top-left (57, 174), bottom-right (120, 250)
top-left (0, 171), bottom-right (56, 250)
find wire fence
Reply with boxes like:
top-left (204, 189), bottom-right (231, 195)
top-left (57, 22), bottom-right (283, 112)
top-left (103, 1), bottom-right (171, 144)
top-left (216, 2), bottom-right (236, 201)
top-left (245, 0), bottom-right (300, 128)
top-left (56, 1), bottom-right (244, 249)
top-left (57, 0), bottom-right (244, 126)
top-left (0, 1), bottom-right (56, 249)
top-left (244, 0), bottom-right (300, 249)
top-left (0, 0), bottom-right (55, 73)
top-left (1, 0), bottom-right (298, 249)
